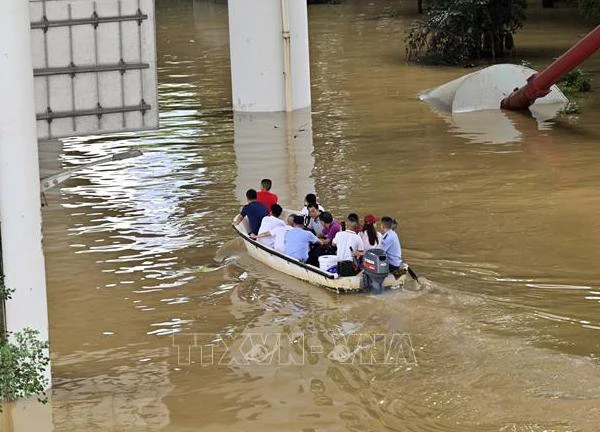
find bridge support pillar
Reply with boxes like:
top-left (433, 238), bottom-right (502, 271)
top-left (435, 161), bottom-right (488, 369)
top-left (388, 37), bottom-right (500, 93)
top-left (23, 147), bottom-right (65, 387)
top-left (0, 0), bottom-right (51, 386)
top-left (228, 0), bottom-right (311, 112)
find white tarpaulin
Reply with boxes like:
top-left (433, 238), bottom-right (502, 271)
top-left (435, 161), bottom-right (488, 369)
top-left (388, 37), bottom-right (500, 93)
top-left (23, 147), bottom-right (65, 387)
top-left (419, 64), bottom-right (568, 116)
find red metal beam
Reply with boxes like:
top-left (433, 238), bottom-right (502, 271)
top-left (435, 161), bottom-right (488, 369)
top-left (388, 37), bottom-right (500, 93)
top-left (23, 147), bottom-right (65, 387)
top-left (501, 25), bottom-right (600, 110)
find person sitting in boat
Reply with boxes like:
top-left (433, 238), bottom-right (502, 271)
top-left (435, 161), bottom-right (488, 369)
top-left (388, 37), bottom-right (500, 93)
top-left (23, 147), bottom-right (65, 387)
top-left (318, 212), bottom-right (341, 245)
top-left (332, 214), bottom-right (364, 262)
top-left (234, 189), bottom-right (269, 235)
top-left (273, 213), bottom-right (295, 252)
top-left (305, 203), bottom-right (323, 236)
top-left (379, 216), bottom-right (402, 272)
top-left (251, 204), bottom-right (286, 248)
top-left (305, 211), bottom-right (339, 266)
top-left (284, 215), bottom-right (324, 262)
top-left (359, 214), bottom-right (383, 250)
top-left (257, 178), bottom-right (278, 214)
top-left (347, 213), bottom-right (362, 234)
top-left (300, 193), bottom-right (325, 216)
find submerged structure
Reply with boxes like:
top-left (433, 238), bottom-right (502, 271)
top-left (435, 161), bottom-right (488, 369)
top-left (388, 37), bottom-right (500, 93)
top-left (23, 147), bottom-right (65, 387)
top-left (420, 25), bottom-right (600, 121)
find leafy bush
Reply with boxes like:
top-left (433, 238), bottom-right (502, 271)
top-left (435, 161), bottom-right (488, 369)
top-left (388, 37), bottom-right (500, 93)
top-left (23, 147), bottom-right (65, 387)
top-left (558, 69), bottom-right (592, 94)
top-left (0, 274), bottom-right (49, 411)
top-left (580, 0), bottom-right (600, 21)
top-left (406, 0), bottom-right (527, 65)
top-left (556, 69), bottom-right (591, 114)
top-left (0, 275), bottom-right (13, 341)
top-left (0, 275), bottom-right (14, 303)
top-left (0, 329), bottom-right (49, 407)
top-left (559, 100), bottom-right (581, 115)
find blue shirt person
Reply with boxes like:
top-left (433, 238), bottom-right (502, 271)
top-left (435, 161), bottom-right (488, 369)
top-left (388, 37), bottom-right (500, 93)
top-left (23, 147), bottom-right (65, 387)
top-left (379, 216), bottom-right (402, 271)
top-left (234, 189), bottom-right (269, 235)
top-left (284, 215), bottom-right (322, 262)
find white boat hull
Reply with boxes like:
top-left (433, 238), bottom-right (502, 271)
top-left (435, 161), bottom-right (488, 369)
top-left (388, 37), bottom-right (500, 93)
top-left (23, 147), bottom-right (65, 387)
top-left (232, 219), bottom-right (407, 294)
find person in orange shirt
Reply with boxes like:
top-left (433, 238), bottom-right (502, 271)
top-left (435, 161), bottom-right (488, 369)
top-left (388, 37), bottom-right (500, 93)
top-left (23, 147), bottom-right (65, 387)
top-left (257, 178), bottom-right (278, 213)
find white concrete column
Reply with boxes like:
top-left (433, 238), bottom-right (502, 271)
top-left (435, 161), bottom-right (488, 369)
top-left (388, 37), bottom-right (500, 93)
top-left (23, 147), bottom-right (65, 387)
top-left (0, 0), bottom-right (51, 386)
top-left (228, 0), bottom-right (311, 112)
top-left (234, 109), bottom-right (315, 208)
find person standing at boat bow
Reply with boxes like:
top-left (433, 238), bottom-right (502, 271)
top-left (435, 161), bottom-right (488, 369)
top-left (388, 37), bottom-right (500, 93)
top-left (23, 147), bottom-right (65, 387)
top-left (234, 189), bottom-right (269, 235)
top-left (379, 216), bottom-right (402, 272)
top-left (257, 178), bottom-right (278, 214)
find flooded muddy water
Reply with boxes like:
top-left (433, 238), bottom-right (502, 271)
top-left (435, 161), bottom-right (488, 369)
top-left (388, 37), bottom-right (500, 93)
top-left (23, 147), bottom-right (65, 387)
top-left (3, 1), bottom-right (600, 431)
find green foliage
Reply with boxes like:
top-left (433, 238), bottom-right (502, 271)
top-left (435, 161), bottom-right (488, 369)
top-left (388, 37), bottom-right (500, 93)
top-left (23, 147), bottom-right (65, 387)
top-left (307, 0), bottom-right (343, 4)
top-left (579, 0), bottom-right (600, 21)
top-left (559, 101), bottom-right (581, 114)
top-left (0, 328), bottom-right (49, 408)
top-left (558, 68), bottom-right (592, 94)
top-left (520, 59), bottom-right (534, 69)
top-left (406, 0), bottom-right (527, 65)
top-left (0, 275), bottom-right (15, 302)
top-left (0, 274), bottom-right (50, 411)
top-left (556, 69), bottom-right (591, 115)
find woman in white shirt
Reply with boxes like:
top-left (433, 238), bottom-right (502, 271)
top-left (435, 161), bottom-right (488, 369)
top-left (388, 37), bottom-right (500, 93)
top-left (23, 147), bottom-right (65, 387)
top-left (359, 214), bottom-right (383, 250)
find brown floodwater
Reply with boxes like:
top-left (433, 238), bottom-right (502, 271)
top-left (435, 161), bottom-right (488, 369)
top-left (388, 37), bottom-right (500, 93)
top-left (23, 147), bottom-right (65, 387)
top-left (3, 1), bottom-right (600, 431)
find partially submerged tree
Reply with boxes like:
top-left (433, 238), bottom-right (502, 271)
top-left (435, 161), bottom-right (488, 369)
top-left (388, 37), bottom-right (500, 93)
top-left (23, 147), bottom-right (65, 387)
top-left (406, 0), bottom-right (527, 65)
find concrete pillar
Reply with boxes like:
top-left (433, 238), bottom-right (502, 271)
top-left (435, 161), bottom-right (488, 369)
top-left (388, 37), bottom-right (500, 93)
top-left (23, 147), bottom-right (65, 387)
top-left (228, 0), bottom-right (311, 112)
top-left (234, 109), bottom-right (315, 208)
top-left (0, 0), bottom-right (51, 386)
top-left (1, 399), bottom-right (53, 432)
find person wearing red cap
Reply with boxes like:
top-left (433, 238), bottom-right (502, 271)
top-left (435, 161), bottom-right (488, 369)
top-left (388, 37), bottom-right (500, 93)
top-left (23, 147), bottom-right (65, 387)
top-left (359, 214), bottom-right (383, 250)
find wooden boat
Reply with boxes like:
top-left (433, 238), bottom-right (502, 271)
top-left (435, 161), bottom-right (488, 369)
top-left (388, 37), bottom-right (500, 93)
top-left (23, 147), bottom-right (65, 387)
top-left (232, 215), bottom-right (410, 294)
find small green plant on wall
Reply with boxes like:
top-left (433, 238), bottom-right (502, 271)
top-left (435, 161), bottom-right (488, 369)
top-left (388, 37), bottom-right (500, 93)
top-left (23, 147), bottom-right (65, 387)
top-left (0, 275), bottom-right (13, 306)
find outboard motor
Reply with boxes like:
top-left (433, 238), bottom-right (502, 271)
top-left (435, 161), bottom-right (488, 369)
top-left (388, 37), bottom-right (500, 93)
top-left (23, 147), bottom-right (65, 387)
top-left (361, 249), bottom-right (389, 294)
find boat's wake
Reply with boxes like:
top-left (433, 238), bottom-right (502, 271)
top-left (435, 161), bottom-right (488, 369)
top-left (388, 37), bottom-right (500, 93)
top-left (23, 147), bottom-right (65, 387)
top-left (215, 238), bottom-right (246, 264)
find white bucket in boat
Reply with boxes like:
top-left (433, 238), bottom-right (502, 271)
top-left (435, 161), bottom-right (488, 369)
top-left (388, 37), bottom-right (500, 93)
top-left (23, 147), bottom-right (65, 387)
top-left (318, 255), bottom-right (338, 274)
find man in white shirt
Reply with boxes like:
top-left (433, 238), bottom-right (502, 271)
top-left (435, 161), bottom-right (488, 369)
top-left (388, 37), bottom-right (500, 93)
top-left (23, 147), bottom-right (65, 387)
top-left (252, 204), bottom-right (286, 249)
top-left (272, 214), bottom-right (295, 252)
top-left (332, 214), bottom-right (364, 262)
